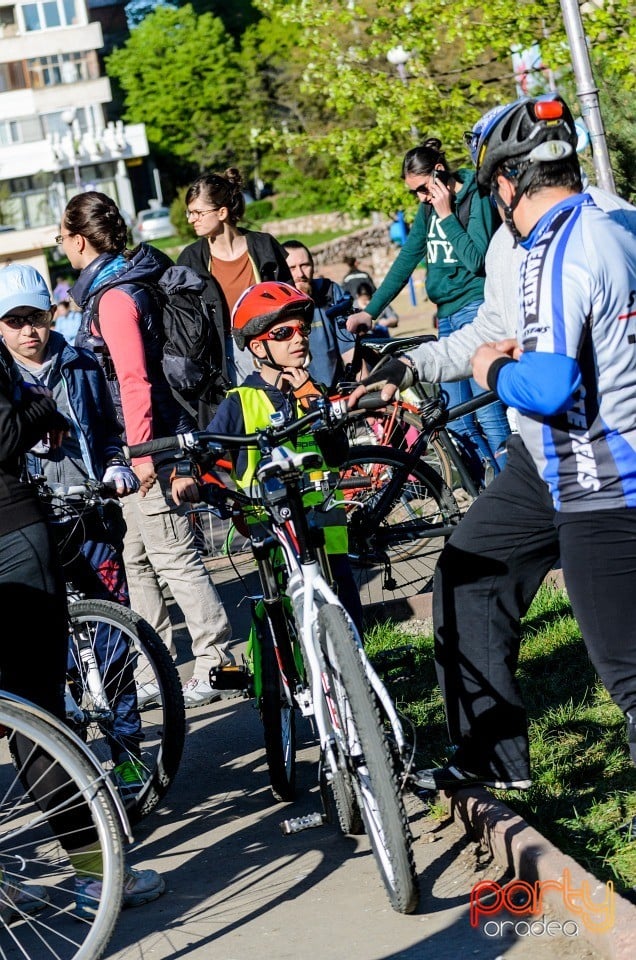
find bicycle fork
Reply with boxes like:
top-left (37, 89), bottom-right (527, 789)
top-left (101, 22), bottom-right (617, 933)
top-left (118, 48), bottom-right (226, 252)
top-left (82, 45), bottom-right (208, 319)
top-left (287, 564), bottom-right (410, 783)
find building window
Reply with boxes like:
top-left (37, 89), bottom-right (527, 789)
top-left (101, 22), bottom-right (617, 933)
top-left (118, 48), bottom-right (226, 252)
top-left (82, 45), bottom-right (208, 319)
top-left (0, 115), bottom-right (44, 145)
top-left (21, 0), bottom-right (77, 31)
top-left (0, 60), bottom-right (27, 93)
top-left (0, 6), bottom-right (18, 34)
top-left (42, 107), bottom-right (87, 137)
top-left (28, 52), bottom-right (97, 88)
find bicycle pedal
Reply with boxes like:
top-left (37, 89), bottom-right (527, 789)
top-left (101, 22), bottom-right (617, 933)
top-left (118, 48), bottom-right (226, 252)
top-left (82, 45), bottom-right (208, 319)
top-left (280, 812), bottom-right (325, 835)
top-left (208, 664), bottom-right (253, 698)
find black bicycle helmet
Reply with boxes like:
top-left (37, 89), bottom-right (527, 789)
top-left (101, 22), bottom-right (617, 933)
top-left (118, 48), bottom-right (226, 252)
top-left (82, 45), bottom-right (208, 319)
top-left (232, 281), bottom-right (314, 351)
top-left (475, 94), bottom-right (577, 191)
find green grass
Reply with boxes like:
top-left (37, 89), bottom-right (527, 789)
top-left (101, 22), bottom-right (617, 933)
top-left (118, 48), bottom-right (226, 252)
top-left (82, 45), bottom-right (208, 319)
top-left (367, 584), bottom-right (636, 893)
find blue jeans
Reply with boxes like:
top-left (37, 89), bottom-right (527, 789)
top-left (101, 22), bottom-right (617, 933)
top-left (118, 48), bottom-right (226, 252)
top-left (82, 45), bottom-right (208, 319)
top-left (438, 302), bottom-right (510, 483)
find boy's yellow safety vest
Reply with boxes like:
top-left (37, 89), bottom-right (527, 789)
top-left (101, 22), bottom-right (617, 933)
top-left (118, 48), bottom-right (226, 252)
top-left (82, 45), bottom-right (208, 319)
top-left (228, 386), bottom-right (348, 555)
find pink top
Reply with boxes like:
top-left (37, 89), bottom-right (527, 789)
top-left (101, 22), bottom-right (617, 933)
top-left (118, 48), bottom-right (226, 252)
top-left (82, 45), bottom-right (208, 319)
top-left (95, 288), bottom-right (153, 464)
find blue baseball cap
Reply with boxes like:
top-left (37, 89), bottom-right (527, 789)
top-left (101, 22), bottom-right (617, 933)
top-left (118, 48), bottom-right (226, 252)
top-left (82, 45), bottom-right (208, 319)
top-left (0, 264), bottom-right (52, 318)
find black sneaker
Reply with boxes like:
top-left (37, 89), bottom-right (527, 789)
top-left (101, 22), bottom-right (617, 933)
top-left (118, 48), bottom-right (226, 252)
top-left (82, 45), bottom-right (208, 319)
top-left (413, 764), bottom-right (532, 792)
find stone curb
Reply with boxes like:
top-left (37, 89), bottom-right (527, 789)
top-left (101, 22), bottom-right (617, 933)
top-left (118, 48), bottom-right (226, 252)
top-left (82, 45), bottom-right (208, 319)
top-left (441, 786), bottom-right (636, 959)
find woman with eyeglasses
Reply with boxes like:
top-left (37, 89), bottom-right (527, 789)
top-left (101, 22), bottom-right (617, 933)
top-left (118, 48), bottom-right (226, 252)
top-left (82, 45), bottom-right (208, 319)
top-left (177, 168), bottom-right (292, 389)
top-left (347, 137), bottom-right (509, 483)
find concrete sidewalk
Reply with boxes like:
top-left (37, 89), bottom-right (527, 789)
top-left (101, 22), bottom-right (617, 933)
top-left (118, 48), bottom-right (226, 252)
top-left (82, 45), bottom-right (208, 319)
top-left (100, 561), bottom-right (635, 960)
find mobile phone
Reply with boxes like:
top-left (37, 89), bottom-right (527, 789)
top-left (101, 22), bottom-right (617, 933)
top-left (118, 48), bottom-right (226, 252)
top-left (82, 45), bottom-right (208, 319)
top-left (433, 169), bottom-right (450, 186)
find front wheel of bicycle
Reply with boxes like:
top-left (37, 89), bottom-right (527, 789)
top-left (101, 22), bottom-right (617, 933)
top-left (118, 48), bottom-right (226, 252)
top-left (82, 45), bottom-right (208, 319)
top-left (318, 605), bottom-right (418, 914)
top-left (0, 696), bottom-right (124, 959)
top-left (67, 599), bottom-right (185, 824)
top-left (340, 445), bottom-right (461, 602)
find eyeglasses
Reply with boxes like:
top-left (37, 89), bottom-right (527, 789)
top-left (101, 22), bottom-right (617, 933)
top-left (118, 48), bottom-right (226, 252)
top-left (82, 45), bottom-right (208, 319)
top-left (55, 233), bottom-right (73, 245)
top-left (186, 208), bottom-right (218, 221)
top-left (1, 310), bottom-right (51, 329)
top-left (408, 182), bottom-right (432, 199)
top-left (253, 321), bottom-right (311, 343)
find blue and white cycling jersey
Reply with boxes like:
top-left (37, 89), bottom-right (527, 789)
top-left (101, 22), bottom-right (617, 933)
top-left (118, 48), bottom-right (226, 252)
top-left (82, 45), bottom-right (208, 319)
top-left (495, 193), bottom-right (636, 511)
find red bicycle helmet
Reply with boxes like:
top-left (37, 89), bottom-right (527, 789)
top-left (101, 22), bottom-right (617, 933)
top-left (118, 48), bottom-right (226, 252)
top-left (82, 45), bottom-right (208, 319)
top-left (232, 281), bottom-right (314, 350)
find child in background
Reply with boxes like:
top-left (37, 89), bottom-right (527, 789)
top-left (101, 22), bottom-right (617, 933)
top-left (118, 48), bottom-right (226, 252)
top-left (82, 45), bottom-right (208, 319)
top-left (207, 281), bottom-right (364, 636)
top-left (354, 282), bottom-right (398, 339)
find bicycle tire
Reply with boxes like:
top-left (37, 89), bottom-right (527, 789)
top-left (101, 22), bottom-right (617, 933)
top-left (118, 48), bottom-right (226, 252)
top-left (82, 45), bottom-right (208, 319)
top-left (340, 445), bottom-right (460, 601)
top-left (346, 405), bottom-right (454, 487)
top-left (0, 697), bottom-right (124, 959)
top-left (257, 607), bottom-right (297, 802)
top-left (322, 756), bottom-right (364, 836)
top-left (317, 605), bottom-right (418, 914)
top-left (67, 599), bottom-right (185, 824)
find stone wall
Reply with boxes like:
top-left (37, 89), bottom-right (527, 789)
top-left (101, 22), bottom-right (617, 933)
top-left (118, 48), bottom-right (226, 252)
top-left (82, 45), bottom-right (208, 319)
top-left (261, 211), bottom-right (398, 284)
top-left (259, 210), bottom-right (370, 238)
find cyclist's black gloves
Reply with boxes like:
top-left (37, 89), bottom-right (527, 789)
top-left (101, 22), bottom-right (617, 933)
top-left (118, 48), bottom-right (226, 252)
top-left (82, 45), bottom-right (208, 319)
top-left (361, 355), bottom-right (418, 393)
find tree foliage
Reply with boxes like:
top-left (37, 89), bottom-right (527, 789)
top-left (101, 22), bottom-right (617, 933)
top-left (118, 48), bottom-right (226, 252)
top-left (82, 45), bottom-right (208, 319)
top-left (106, 0), bottom-right (636, 213)
top-left (106, 5), bottom-right (246, 174)
top-left (253, 0), bottom-right (636, 214)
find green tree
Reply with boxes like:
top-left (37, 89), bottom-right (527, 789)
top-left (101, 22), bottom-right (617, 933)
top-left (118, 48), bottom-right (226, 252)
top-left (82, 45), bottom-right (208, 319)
top-left (255, 0), bottom-right (636, 215)
top-left (106, 5), bottom-right (247, 175)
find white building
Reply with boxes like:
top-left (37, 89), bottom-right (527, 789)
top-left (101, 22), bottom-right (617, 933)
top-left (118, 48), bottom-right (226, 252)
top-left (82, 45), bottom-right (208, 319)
top-left (0, 0), bottom-right (148, 277)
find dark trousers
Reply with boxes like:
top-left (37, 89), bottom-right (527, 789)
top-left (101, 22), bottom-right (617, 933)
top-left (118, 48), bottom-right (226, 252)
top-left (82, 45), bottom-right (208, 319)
top-left (433, 435), bottom-right (636, 780)
top-left (0, 521), bottom-right (97, 848)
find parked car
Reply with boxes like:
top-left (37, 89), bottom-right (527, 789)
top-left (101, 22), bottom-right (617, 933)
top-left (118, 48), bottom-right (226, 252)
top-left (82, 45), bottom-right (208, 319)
top-left (132, 207), bottom-right (175, 243)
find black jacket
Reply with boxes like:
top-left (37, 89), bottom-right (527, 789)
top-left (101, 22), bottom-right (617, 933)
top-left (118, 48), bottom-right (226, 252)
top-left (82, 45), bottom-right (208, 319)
top-left (0, 340), bottom-right (65, 535)
top-left (177, 229), bottom-right (293, 371)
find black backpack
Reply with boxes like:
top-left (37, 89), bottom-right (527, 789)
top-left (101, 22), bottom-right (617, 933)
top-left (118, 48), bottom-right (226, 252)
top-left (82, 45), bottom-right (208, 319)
top-left (91, 264), bottom-right (229, 412)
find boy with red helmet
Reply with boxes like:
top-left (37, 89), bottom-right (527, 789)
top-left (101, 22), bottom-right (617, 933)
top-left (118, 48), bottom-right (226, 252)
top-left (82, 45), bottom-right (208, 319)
top-left (208, 281), bottom-right (363, 634)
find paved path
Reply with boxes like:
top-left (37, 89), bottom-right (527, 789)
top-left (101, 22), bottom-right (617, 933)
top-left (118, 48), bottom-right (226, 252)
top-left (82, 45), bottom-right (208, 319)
top-left (101, 569), bottom-right (609, 960)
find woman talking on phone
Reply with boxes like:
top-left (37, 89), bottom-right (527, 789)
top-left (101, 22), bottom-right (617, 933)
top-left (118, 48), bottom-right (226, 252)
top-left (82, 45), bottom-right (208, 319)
top-left (348, 138), bottom-right (509, 481)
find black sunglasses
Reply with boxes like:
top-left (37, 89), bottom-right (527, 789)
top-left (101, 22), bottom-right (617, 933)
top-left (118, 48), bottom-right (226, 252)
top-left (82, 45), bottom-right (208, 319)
top-left (2, 309), bottom-right (51, 329)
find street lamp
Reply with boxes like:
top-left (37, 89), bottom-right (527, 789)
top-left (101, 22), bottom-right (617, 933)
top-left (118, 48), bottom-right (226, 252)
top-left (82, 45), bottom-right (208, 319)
top-left (387, 45), bottom-right (419, 306)
top-left (387, 46), bottom-right (419, 140)
top-left (61, 108), bottom-right (82, 191)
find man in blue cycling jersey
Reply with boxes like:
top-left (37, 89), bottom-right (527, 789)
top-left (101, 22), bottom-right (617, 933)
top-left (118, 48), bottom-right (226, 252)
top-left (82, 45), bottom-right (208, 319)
top-left (410, 95), bottom-right (636, 801)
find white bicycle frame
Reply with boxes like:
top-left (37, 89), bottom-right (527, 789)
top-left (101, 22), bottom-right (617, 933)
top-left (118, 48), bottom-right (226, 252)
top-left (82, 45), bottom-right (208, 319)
top-left (261, 450), bottom-right (410, 786)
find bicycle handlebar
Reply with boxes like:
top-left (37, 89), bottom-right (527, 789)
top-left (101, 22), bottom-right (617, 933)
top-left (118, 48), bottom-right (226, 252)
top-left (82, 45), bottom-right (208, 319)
top-left (123, 393), bottom-right (389, 460)
top-left (443, 390), bottom-right (497, 422)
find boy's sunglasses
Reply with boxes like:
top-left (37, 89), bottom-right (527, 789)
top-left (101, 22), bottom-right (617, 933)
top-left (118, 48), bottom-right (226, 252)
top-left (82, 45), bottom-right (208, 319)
top-left (1, 309), bottom-right (51, 329)
top-left (253, 321), bottom-right (311, 342)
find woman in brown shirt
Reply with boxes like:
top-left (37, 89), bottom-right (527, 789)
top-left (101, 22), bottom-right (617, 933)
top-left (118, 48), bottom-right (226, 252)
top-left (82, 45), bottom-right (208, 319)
top-left (177, 168), bottom-right (292, 393)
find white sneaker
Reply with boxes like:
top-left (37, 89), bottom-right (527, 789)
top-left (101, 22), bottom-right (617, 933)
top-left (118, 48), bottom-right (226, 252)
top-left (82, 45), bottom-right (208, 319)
top-left (182, 677), bottom-right (222, 708)
top-left (136, 682), bottom-right (160, 709)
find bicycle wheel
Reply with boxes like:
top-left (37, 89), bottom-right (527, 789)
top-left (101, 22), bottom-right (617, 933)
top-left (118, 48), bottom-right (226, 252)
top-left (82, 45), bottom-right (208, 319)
top-left (346, 404), bottom-right (454, 487)
top-left (0, 697), bottom-right (124, 959)
top-left (67, 599), bottom-right (185, 824)
top-left (320, 753), bottom-right (364, 836)
top-left (256, 603), bottom-right (298, 802)
top-left (317, 605), bottom-right (418, 914)
top-left (340, 445), bottom-right (461, 602)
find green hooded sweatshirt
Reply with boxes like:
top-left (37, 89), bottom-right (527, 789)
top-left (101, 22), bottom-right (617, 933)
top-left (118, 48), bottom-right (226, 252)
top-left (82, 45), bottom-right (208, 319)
top-left (367, 168), bottom-right (499, 320)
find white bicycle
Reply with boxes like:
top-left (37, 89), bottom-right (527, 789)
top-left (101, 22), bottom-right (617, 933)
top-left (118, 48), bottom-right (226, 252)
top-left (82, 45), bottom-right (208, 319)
top-left (126, 395), bottom-right (419, 914)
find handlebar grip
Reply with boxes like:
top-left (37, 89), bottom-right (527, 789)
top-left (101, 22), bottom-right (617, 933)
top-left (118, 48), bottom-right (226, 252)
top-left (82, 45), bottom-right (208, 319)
top-left (124, 435), bottom-right (184, 459)
top-left (355, 392), bottom-right (389, 412)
